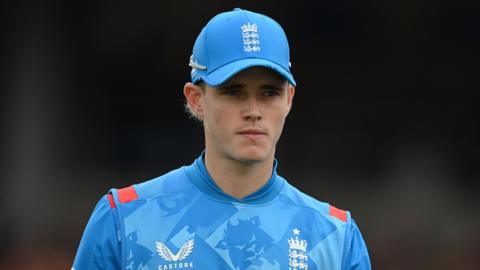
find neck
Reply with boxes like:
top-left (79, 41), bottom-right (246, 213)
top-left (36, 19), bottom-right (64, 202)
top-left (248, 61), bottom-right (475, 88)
top-left (204, 151), bottom-right (275, 199)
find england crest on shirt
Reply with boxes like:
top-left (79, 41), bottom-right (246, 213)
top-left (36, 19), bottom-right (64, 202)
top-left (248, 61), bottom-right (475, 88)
top-left (288, 228), bottom-right (308, 270)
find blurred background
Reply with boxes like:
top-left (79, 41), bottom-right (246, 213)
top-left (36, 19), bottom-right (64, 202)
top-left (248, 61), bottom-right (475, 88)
top-left (1, 0), bottom-right (479, 269)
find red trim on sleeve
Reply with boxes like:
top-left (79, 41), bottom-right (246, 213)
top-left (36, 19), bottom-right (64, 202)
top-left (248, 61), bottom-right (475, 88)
top-left (107, 193), bottom-right (116, 208)
top-left (118, 186), bottom-right (139, 203)
top-left (329, 205), bottom-right (347, 222)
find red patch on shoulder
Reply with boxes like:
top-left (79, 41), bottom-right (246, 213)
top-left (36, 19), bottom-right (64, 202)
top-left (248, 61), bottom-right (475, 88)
top-left (107, 193), bottom-right (116, 208)
top-left (117, 186), bottom-right (138, 203)
top-left (329, 205), bottom-right (347, 222)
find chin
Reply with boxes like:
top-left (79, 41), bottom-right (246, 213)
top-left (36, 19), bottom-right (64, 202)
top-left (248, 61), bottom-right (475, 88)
top-left (234, 147), bottom-right (272, 164)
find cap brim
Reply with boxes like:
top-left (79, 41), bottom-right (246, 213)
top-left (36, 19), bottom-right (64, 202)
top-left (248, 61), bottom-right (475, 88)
top-left (202, 58), bottom-right (296, 87)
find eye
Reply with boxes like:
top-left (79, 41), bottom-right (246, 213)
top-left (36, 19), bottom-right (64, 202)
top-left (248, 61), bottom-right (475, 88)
top-left (262, 90), bottom-right (280, 97)
top-left (222, 89), bottom-right (242, 96)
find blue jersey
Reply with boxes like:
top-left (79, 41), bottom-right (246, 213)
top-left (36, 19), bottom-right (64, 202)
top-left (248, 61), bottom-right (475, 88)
top-left (73, 154), bottom-right (371, 270)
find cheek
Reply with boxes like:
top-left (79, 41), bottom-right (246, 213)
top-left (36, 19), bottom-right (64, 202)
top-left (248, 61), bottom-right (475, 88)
top-left (211, 106), bottom-right (228, 126)
top-left (274, 115), bottom-right (287, 134)
top-left (270, 106), bottom-right (289, 136)
top-left (270, 104), bottom-right (289, 122)
top-left (205, 102), bottom-right (235, 132)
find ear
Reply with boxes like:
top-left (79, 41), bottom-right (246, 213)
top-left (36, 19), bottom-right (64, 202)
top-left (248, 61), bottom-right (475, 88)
top-left (285, 84), bottom-right (295, 115)
top-left (183, 82), bottom-right (205, 119)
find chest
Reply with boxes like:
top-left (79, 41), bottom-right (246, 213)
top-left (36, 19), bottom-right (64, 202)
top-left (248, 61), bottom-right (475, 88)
top-left (118, 196), bottom-right (345, 270)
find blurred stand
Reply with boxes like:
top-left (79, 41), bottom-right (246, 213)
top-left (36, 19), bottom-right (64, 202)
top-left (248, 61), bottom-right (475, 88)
top-left (1, 0), bottom-right (479, 269)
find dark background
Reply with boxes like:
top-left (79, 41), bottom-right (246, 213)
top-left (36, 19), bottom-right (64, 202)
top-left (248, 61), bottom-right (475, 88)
top-left (1, 0), bottom-right (479, 269)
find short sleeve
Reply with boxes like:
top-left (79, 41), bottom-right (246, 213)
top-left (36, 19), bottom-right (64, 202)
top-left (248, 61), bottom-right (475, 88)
top-left (72, 195), bottom-right (121, 270)
top-left (342, 218), bottom-right (371, 270)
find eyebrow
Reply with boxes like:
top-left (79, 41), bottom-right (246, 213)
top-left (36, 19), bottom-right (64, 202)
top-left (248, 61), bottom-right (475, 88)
top-left (217, 83), bottom-right (245, 90)
top-left (260, 84), bottom-right (285, 91)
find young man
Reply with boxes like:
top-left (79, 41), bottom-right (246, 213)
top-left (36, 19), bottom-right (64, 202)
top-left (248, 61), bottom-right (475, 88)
top-left (72, 8), bottom-right (371, 270)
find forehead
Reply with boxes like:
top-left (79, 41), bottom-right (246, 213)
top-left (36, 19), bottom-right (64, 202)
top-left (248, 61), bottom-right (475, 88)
top-left (218, 67), bottom-right (287, 86)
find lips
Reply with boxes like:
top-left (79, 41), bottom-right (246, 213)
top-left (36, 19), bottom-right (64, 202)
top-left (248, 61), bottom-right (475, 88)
top-left (238, 129), bottom-right (267, 140)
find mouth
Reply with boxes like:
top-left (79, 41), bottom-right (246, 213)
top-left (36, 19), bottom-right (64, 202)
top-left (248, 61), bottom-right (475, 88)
top-left (238, 129), bottom-right (267, 140)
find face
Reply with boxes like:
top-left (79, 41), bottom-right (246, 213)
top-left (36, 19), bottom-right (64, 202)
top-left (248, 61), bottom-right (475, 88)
top-left (186, 67), bottom-right (295, 164)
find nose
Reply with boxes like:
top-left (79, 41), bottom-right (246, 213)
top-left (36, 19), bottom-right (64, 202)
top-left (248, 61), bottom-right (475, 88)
top-left (243, 97), bottom-right (262, 121)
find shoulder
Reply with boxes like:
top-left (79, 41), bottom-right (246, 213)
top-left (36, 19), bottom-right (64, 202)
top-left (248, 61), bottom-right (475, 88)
top-left (279, 178), bottom-right (349, 224)
top-left (73, 194), bottom-right (121, 269)
top-left (108, 166), bottom-right (193, 208)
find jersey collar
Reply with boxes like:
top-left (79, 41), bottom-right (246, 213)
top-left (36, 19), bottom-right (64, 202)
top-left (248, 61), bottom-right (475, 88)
top-left (183, 152), bottom-right (284, 205)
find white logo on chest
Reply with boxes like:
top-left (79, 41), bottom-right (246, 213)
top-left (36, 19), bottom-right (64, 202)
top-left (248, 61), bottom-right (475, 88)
top-left (288, 228), bottom-right (309, 270)
top-left (156, 239), bottom-right (194, 262)
top-left (241, 23), bottom-right (260, 52)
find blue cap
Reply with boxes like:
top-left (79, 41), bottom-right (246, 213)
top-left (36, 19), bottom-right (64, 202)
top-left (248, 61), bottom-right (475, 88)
top-left (189, 8), bottom-right (296, 86)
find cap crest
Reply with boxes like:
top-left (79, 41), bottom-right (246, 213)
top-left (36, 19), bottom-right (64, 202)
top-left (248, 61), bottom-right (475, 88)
top-left (241, 23), bottom-right (261, 53)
